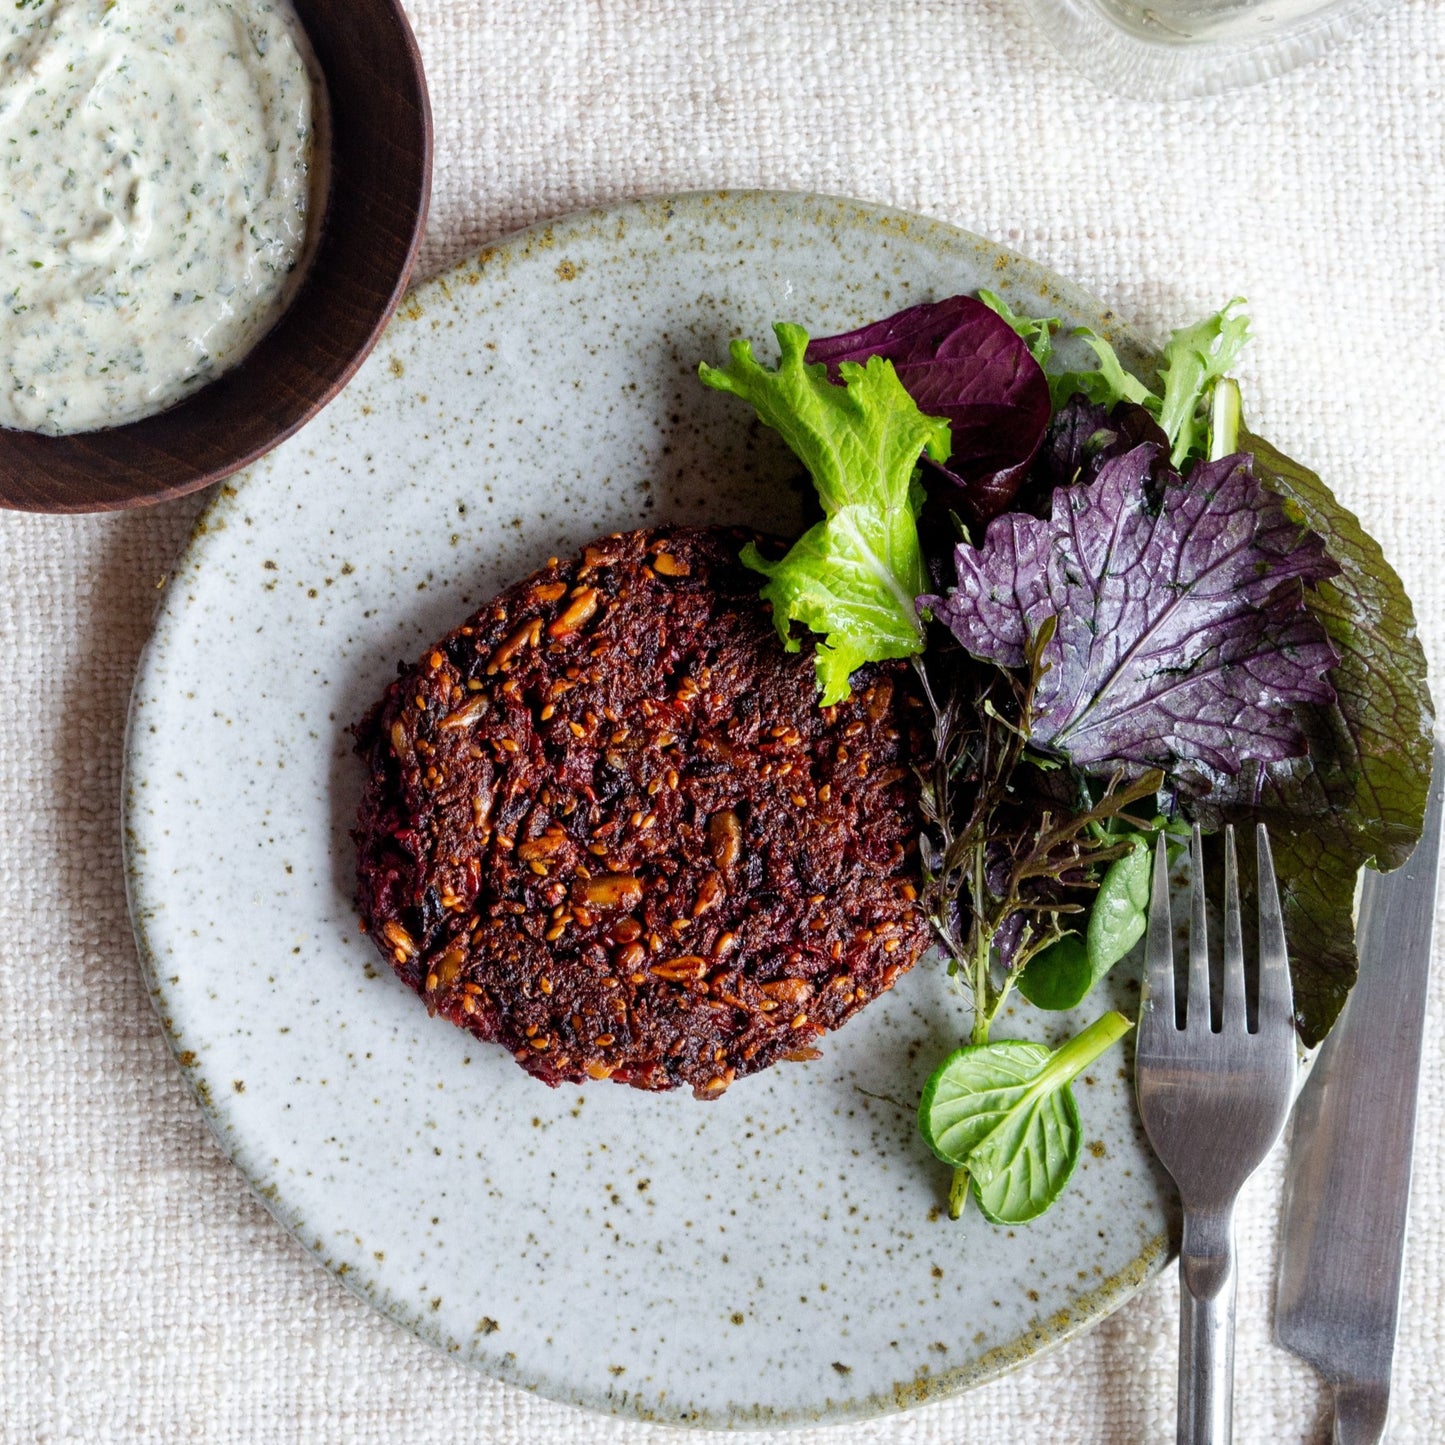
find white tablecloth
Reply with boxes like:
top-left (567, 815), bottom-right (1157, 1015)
top-left (4, 1), bottom-right (1443, 1439)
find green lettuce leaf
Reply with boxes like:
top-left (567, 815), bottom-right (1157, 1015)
top-left (1154, 302), bottom-right (1250, 465)
top-left (698, 323), bottom-right (951, 704)
top-left (1199, 427), bottom-right (1434, 1043)
top-left (993, 298), bottom-right (1249, 466)
top-left (1069, 329), bottom-right (1154, 412)
top-left (977, 288), bottom-right (1057, 369)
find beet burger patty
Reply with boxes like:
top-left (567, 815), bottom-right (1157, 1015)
top-left (353, 525), bottom-right (929, 1098)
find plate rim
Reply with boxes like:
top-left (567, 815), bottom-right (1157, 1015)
top-left (122, 187), bottom-right (1172, 1430)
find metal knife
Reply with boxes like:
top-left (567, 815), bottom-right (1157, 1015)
top-left (1275, 740), bottom-right (1445, 1445)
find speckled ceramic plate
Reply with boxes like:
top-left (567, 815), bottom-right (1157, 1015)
top-left (124, 191), bottom-right (1177, 1429)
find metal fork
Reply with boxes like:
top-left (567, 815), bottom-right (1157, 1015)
top-left (1135, 824), bottom-right (1297, 1445)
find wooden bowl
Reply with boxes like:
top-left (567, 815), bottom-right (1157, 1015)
top-left (0, 0), bottom-right (432, 513)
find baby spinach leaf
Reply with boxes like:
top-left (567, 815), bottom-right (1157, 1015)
top-left (1087, 834), bottom-right (1152, 976)
top-left (698, 323), bottom-right (951, 704)
top-left (1014, 935), bottom-right (1093, 1012)
top-left (1017, 835), bottom-right (1152, 1011)
top-left (918, 1012), bottom-right (1133, 1225)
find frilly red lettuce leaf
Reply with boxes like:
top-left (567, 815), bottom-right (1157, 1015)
top-left (1190, 429), bottom-right (1435, 1044)
top-left (924, 445), bottom-right (1342, 779)
top-left (805, 296), bottom-right (1051, 530)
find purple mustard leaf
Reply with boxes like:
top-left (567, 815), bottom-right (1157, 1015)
top-left (1035, 397), bottom-right (1170, 499)
top-left (806, 296), bottom-right (1051, 529)
top-left (992, 909), bottom-right (1027, 971)
top-left (927, 445), bottom-right (1342, 779)
top-left (1036, 393), bottom-right (1111, 494)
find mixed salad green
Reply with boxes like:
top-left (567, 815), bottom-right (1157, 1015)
top-left (701, 291), bottom-right (1433, 1224)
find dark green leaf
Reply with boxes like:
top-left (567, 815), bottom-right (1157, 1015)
top-left (1202, 428), bottom-right (1434, 1044)
top-left (1086, 835), bottom-right (1151, 975)
top-left (1016, 837), bottom-right (1150, 1012)
top-left (1015, 934), bottom-right (1093, 1012)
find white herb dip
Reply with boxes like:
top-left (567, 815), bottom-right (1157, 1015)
top-left (0, 0), bottom-right (317, 434)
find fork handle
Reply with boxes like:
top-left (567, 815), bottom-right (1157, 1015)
top-left (1178, 1207), bottom-right (1237, 1445)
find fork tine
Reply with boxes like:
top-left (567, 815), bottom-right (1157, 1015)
top-left (1142, 833), bottom-right (1175, 1031)
top-left (1255, 823), bottom-right (1294, 1028)
top-left (1220, 825), bottom-right (1247, 1031)
top-left (1186, 824), bottom-right (1211, 1031)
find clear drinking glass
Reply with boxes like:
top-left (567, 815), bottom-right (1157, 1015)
top-left (1021, 0), bottom-right (1395, 97)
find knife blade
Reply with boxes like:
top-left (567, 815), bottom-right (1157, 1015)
top-left (1274, 740), bottom-right (1445, 1445)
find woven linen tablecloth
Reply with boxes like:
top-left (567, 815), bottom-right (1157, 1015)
top-left (4, 1), bottom-right (1444, 1440)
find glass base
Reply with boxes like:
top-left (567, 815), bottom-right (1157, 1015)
top-left (1021, 0), bottom-right (1392, 98)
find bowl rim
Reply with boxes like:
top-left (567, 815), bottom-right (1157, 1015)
top-left (0, 0), bottom-right (433, 515)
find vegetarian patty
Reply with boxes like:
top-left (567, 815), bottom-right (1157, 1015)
top-left (353, 525), bottom-right (930, 1098)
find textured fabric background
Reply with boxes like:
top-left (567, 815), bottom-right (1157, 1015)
top-left (2, 0), bottom-right (1443, 1440)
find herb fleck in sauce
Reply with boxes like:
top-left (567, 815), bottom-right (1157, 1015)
top-left (0, 0), bottom-right (317, 434)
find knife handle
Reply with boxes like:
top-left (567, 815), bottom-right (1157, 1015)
top-left (1332, 1380), bottom-right (1389, 1445)
top-left (1179, 1207), bottom-right (1236, 1445)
